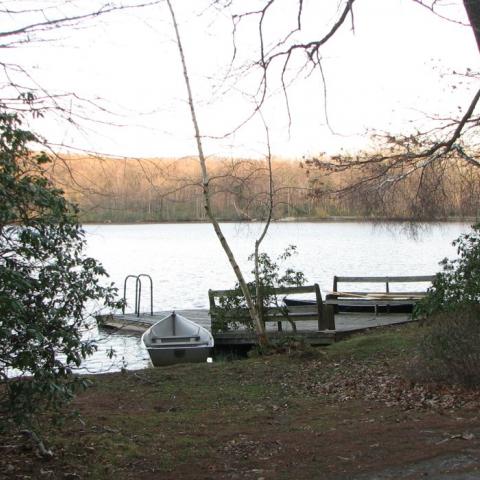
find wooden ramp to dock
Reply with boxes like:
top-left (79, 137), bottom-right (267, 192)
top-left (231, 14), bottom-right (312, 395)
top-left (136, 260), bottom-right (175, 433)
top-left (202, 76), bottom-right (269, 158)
top-left (97, 309), bottom-right (414, 347)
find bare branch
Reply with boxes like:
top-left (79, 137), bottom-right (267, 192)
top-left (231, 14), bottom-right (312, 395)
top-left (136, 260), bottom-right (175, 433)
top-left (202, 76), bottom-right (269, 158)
top-left (412, 0), bottom-right (471, 27)
top-left (265, 0), bottom-right (356, 67)
top-left (0, 1), bottom-right (164, 43)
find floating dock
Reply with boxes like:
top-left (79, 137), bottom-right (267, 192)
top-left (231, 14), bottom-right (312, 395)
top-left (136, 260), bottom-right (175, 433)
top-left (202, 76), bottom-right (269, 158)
top-left (97, 309), bottom-right (413, 347)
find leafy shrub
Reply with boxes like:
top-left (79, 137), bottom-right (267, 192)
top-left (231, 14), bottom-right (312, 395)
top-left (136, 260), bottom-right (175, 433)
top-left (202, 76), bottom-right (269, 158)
top-left (0, 110), bottom-right (121, 434)
top-left (412, 306), bottom-right (480, 387)
top-left (213, 245), bottom-right (306, 332)
top-left (415, 224), bottom-right (480, 318)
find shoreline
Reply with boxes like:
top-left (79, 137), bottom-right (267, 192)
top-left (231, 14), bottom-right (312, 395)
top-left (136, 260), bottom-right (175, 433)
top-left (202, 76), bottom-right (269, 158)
top-left (79, 216), bottom-right (477, 226)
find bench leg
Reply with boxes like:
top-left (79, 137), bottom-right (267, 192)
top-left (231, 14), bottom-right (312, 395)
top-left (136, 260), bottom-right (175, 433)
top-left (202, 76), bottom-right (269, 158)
top-left (320, 304), bottom-right (335, 330)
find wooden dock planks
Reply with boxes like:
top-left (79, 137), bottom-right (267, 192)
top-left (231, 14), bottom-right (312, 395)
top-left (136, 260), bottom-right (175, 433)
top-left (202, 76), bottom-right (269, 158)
top-left (97, 309), bottom-right (414, 346)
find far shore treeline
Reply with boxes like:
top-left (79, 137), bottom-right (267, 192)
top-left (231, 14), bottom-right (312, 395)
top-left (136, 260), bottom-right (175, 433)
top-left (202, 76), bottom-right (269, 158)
top-left (46, 154), bottom-right (480, 223)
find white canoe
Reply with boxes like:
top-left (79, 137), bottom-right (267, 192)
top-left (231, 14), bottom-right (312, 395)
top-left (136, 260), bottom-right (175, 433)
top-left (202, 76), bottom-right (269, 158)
top-left (141, 312), bottom-right (214, 367)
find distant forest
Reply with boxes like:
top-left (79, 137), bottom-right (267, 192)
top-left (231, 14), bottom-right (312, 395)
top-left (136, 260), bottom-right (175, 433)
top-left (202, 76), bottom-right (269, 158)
top-left (47, 155), bottom-right (480, 222)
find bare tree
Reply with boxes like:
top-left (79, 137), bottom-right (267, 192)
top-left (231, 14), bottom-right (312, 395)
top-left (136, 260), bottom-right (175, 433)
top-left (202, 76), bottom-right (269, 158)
top-left (213, 0), bottom-right (479, 219)
top-left (463, 0), bottom-right (480, 50)
top-left (253, 118), bottom-right (275, 329)
top-left (166, 0), bottom-right (273, 345)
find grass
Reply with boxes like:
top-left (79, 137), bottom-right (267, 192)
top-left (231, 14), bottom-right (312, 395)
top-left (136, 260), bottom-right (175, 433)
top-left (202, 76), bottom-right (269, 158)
top-left (2, 323), bottom-right (480, 480)
top-left (327, 323), bottom-right (420, 359)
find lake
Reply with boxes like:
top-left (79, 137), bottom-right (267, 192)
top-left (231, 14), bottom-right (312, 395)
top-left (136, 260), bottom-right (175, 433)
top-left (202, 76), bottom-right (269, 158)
top-left (80, 221), bottom-right (471, 373)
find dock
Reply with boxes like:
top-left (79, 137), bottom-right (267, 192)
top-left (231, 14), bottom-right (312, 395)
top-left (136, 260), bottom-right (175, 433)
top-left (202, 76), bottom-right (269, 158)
top-left (97, 309), bottom-right (414, 347)
top-left (102, 274), bottom-right (428, 348)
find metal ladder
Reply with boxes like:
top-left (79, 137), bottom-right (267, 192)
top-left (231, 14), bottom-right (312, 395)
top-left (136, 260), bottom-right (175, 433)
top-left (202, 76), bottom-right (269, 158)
top-left (122, 274), bottom-right (153, 317)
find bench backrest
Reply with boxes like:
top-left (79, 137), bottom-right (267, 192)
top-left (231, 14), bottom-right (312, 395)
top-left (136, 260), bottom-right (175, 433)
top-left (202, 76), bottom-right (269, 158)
top-left (208, 284), bottom-right (333, 332)
top-left (332, 275), bottom-right (434, 294)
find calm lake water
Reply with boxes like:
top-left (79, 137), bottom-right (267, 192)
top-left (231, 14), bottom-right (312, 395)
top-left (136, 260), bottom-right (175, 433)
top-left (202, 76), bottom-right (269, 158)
top-left (80, 221), bottom-right (471, 373)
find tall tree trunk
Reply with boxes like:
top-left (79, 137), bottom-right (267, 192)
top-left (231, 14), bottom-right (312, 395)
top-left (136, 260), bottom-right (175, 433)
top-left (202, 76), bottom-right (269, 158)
top-left (464, 0), bottom-right (480, 53)
top-left (165, 0), bottom-right (268, 345)
top-left (254, 122), bottom-right (274, 328)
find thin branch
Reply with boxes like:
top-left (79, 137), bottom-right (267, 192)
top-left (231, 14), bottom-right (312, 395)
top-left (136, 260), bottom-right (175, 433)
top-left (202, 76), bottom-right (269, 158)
top-left (411, 0), bottom-right (470, 27)
top-left (266, 0), bottom-right (356, 67)
top-left (0, 1), bottom-right (164, 41)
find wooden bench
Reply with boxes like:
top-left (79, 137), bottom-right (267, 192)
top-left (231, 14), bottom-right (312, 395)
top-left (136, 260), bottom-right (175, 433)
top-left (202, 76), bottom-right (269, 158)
top-left (208, 284), bottom-right (335, 333)
top-left (327, 275), bottom-right (435, 315)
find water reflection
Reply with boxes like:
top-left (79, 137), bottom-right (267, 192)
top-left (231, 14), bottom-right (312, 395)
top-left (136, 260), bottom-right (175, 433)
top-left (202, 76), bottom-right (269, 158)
top-left (77, 326), bottom-right (151, 374)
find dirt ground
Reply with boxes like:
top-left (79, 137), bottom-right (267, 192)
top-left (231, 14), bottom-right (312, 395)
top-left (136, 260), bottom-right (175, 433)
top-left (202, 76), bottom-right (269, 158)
top-left (2, 325), bottom-right (480, 479)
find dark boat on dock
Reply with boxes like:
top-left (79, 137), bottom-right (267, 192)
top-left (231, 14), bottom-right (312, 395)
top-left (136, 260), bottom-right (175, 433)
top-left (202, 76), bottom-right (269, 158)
top-left (283, 297), bottom-right (415, 314)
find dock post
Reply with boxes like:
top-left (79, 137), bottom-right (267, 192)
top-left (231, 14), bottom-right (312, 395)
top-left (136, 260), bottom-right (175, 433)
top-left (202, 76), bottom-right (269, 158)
top-left (332, 276), bottom-right (339, 313)
top-left (314, 283), bottom-right (329, 330)
top-left (324, 304), bottom-right (336, 330)
top-left (208, 290), bottom-right (215, 310)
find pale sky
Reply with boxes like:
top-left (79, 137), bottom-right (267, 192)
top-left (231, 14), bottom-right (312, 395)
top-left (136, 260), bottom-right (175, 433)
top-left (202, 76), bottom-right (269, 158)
top-left (3, 0), bottom-right (479, 159)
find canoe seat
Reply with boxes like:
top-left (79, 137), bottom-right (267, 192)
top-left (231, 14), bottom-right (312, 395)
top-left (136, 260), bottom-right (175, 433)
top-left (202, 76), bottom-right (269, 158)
top-left (149, 341), bottom-right (210, 348)
top-left (150, 335), bottom-right (201, 344)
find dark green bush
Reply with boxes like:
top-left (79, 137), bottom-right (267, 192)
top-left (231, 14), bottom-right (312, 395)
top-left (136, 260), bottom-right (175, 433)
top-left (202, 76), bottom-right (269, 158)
top-left (0, 110), bottom-right (121, 434)
top-left (415, 224), bottom-right (480, 318)
top-left (413, 305), bottom-right (480, 387)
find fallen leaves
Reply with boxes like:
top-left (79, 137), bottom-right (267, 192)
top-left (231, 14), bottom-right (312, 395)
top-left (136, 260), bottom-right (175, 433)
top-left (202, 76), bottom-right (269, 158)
top-left (279, 356), bottom-right (480, 414)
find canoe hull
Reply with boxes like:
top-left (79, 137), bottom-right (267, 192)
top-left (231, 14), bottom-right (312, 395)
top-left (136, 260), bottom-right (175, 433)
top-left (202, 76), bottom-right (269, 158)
top-left (146, 345), bottom-right (211, 367)
top-left (142, 312), bottom-right (214, 367)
